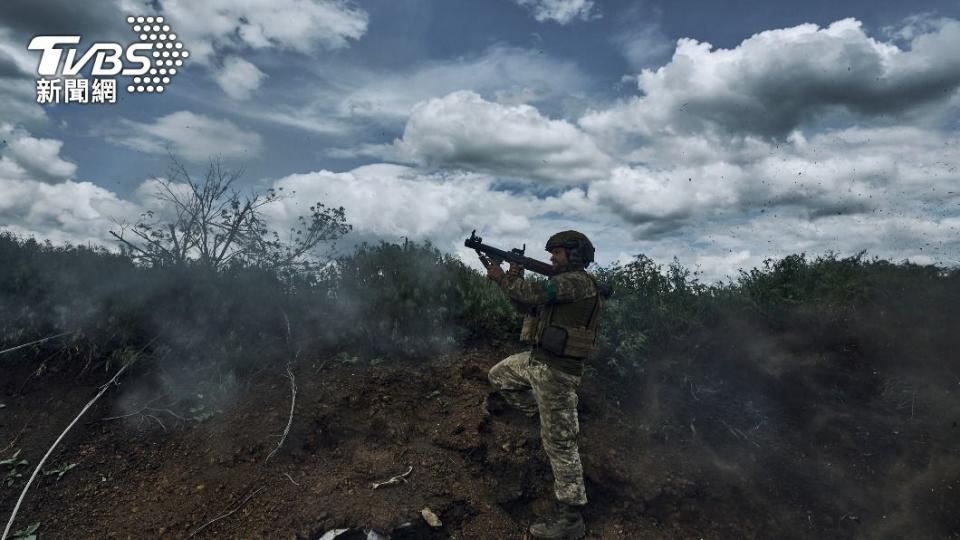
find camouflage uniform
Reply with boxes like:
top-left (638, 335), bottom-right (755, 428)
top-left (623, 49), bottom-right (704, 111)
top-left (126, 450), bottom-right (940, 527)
top-left (488, 267), bottom-right (600, 507)
top-left (489, 350), bottom-right (587, 505)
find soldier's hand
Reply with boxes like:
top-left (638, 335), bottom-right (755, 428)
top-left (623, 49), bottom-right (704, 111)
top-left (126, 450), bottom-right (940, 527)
top-left (486, 260), bottom-right (504, 281)
top-left (507, 262), bottom-right (524, 278)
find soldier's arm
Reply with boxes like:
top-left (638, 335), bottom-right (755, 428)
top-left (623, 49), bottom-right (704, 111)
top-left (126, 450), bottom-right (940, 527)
top-left (495, 273), bottom-right (594, 305)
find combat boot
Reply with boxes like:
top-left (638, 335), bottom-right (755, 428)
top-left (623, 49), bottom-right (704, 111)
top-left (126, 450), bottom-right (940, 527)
top-left (529, 502), bottom-right (585, 539)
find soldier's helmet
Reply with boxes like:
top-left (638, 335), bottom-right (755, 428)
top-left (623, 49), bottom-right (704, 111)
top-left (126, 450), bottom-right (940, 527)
top-left (545, 230), bottom-right (595, 268)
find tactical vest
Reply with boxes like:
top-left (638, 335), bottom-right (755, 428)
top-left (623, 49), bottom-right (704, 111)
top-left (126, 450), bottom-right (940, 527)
top-left (519, 273), bottom-right (602, 359)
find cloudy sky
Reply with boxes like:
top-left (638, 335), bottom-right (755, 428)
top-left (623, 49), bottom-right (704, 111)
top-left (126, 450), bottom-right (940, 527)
top-left (2, 0), bottom-right (960, 281)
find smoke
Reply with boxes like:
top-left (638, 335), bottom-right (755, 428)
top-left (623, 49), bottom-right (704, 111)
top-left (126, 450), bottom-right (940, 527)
top-left (5, 228), bottom-right (959, 536)
top-left (594, 260), bottom-right (960, 537)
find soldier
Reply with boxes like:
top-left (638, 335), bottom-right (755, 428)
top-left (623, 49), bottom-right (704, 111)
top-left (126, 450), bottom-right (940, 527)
top-left (480, 230), bottom-right (602, 540)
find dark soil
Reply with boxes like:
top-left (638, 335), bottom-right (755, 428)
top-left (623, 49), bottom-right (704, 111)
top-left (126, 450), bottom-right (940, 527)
top-left (2, 339), bottom-right (959, 539)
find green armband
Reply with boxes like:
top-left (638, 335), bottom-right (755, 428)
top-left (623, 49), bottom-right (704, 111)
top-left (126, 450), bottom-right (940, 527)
top-left (544, 280), bottom-right (557, 302)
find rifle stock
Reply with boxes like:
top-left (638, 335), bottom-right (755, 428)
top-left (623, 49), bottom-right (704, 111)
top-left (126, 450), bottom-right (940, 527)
top-left (464, 230), bottom-right (554, 276)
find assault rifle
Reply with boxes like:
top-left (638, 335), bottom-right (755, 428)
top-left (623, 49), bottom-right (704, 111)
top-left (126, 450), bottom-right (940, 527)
top-left (464, 230), bottom-right (554, 277)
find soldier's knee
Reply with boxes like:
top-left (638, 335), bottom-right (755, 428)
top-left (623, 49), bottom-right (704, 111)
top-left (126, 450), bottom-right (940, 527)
top-left (488, 355), bottom-right (515, 385)
top-left (488, 363), bottom-right (504, 389)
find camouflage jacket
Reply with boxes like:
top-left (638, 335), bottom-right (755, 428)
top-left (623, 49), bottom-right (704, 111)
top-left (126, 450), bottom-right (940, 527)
top-left (495, 269), bottom-right (601, 375)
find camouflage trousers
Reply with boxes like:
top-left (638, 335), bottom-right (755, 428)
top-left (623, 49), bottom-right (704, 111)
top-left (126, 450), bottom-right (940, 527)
top-left (488, 351), bottom-right (587, 506)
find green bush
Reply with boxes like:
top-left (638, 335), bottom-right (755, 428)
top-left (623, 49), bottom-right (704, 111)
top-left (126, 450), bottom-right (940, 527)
top-left (326, 240), bottom-right (517, 357)
top-left (3, 228), bottom-right (958, 385)
top-left (593, 255), bottom-right (710, 369)
top-left (735, 252), bottom-right (872, 329)
top-left (0, 232), bottom-right (302, 380)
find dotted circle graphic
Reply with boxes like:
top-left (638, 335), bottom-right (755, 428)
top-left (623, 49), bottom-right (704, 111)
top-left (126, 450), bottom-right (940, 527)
top-left (126, 15), bottom-right (189, 94)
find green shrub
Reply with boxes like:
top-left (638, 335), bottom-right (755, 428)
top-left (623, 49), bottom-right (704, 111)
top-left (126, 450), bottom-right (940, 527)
top-left (593, 255), bottom-right (709, 368)
top-left (327, 240), bottom-right (517, 357)
top-left (3, 228), bottom-right (958, 385)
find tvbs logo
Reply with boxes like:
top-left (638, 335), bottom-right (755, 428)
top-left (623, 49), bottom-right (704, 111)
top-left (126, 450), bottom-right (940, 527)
top-left (28, 15), bottom-right (189, 104)
top-left (29, 36), bottom-right (153, 77)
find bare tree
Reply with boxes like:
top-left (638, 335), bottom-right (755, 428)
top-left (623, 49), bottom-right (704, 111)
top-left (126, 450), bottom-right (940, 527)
top-left (110, 156), bottom-right (350, 273)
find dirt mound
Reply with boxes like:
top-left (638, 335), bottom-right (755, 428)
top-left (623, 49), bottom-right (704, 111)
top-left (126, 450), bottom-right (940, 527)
top-left (2, 341), bottom-right (958, 538)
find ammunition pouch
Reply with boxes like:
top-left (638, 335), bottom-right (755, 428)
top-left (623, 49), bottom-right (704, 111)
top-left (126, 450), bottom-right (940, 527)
top-left (539, 325), bottom-right (568, 356)
top-left (561, 325), bottom-right (597, 358)
top-left (520, 313), bottom-right (539, 344)
top-left (539, 324), bottom-right (595, 358)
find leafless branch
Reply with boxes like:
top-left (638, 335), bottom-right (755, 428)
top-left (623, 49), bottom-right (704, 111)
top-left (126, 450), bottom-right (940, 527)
top-left (110, 155), bottom-right (348, 273)
top-left (2, 357), bottom-right (140, 540)
top-left (188, 486), bottom-right (264, 538)
top-left (266, 309), bottom-right (299, 463)
top-left (0, 332), bottom-right (73, 357)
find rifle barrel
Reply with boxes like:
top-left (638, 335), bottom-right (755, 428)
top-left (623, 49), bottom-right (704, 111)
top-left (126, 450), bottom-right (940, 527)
top-left (465, 235), bottom-right (553, 276)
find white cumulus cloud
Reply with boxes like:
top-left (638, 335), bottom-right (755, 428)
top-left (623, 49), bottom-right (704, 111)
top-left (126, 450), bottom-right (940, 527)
top-left (266, 163), bottom-right (605, 264)
top-left (0, 177), bottom-right (140, 246)
top-left (393, 90), bottom-right (615, 184)
top-left (581, 18), bottom-right (960, 142)
top-left (0, 125), bottom-right (77, 183)
top-left (586, 125), bottom-right (960, 237)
